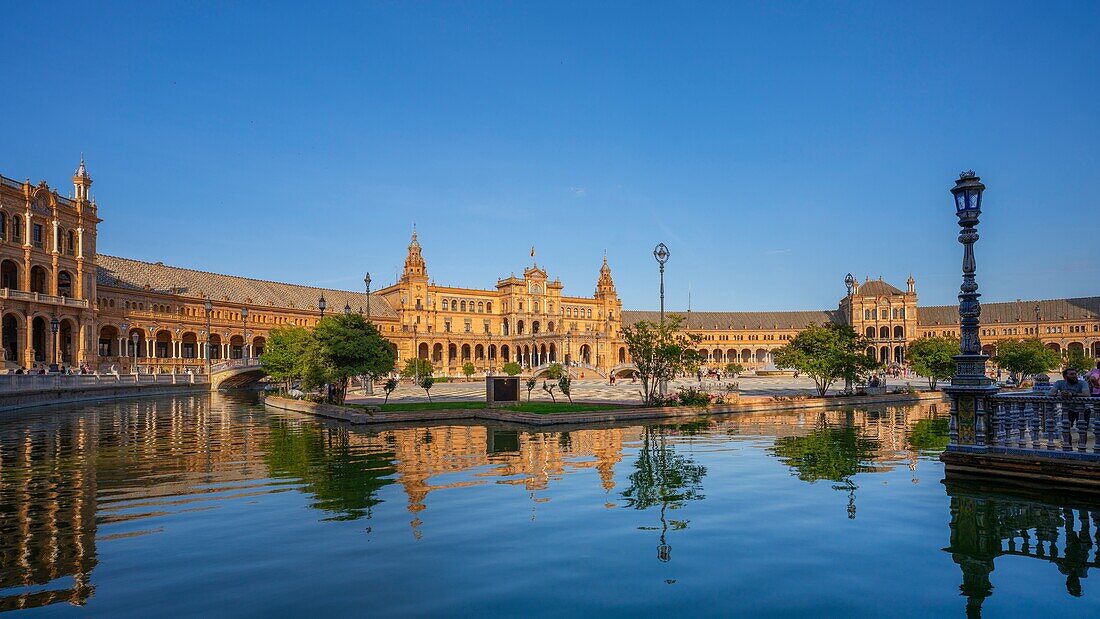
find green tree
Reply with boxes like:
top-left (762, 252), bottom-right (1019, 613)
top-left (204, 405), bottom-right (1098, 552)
top-left (400, 358), bottom-right (433, 379)
top-left (260, 326), bottom-right (314, 391)
top-left (622, 314), bottom-right (702, 406)
top-left (724, 362), bottom-right (744, 376)
top-left (420, 375), bottom-right (435, 402)
top-left (502, 361), bottom-right (522, 376)
top-left (525, 377), bottom-right (537, 402)
top-left (542, 380), bottom-right (557, 403)
top-left (773, 323), bottom-right (878, 397)
top-left (462, 361), bottom-right (476, 381)
top-left (383, 377), bottom-right (399, 405)
top-left (544, 362), bottom-right (563, 379)
top-left (312, 313), bottom-right (396, 404)
top-left (993, 339), bottom-right (1061, 379)
top-left (905, 336), bottom-right (958, 390)
top-left (558, 374), bottom-right (573, 403)
top-left (1064, 348), bottom-right (1093, 373)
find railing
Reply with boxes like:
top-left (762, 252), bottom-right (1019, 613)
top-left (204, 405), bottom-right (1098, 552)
top-left (0, 372), bottom-right (208, 392)
top-left (977, 394), bottom-right (1100, 457)
top-left (210, 358), bottom-right (262, 373)
top-left (0, 288), bottom-right (89, 308)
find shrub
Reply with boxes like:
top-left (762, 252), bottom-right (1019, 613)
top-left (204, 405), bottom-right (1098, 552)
top-left (677, 386), bottom-right (713, 406)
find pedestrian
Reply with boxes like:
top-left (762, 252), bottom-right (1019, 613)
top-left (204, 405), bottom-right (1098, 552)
top-left (1087, 361), bottom-right (1100, 398)
top-left (1050, 368), bottom-right (1092, 427)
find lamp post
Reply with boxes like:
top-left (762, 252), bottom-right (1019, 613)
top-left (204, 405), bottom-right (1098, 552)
top-left (319, 294), bottom-right (327, 318)
top-left (944, 171), bottom-right (998, 451)
top-left (485, 325), bottom-right (494, 376)
top-left (596, 332), bottom-right (602, 372)
top-left (204, 297), bottom-right (213, 376)
top-left (653, 242), bottom-right (670, 396)
top-left (49, 316), bottom-right (59, 372)
top-left (845, 273), bottom-right (855, 297)
top-left (844, 273), bottom-right (856, 394)
top-left (1034, 303), bottom-right (1041, 338)
top-left (240, 307), bottom-right (249, 361)
top-left (364, 273), bottom-right (374, 395)
top-left (131, 332), bottom-right (140, 374)
top-left (566, 330), bottom-right (572, 366)
top-left (412, 324), bottom-right (419, 384)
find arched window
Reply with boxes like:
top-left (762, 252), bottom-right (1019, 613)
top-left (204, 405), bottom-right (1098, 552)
top-left (879, 325), bottom-right (889, 339)
top-left (899, 308), bottom-right (906, 318)
top-left (533, 321), bottom-right (540, 334)
top-left (12, 217), bottom-right (21, 242)
top-left (893, 325), bottom-right (904, 339)
top-left (866, 326), bottom-right (875, 338)
top-left (863, 309), bottom-right (870, 320)
top-left (486, 302), bottom-right (492, 313)
top-left (586, 309), bottom-right (592, 318)
top-left (478, 301), bottom-right (484, 313)
top-left (57, 272), bottom-right (72, 298)
top-left (0, 213), bottom-right (6, 240)
top-left (460, 300), bottom-right (466, 312)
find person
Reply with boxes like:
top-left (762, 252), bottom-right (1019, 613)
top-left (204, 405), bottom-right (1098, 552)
top-left (1088, 361), bottom-right (1100, 398)
top-left (1050, 368), bottom-right (1091, 427)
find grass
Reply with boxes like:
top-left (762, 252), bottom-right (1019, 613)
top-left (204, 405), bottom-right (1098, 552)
top-left (349, 400), bottom-right (629, 414)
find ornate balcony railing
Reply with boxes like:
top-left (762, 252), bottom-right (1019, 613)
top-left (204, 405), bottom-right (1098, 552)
top-left (0, 288), bottom-right (89, 308)
top-left (0, 372), bottom-right (208, 392)
top-left (953, 394), bottom-right (1100, 459)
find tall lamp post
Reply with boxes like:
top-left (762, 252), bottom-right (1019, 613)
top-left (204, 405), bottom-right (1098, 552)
top-left (412, 324), bottom-right (419, 384)
top-left (944, 171), bottom-right (998, 451)
top-left (204, 296), bottom-right (213, 376)
top-left (653, 242), bottom-right (670, 396)
top-left (319, 294), bottom-right (327, 318)
top-left (485, 325), bottom-right (494, 376)
top-left (844, 273), bottom-right (856, 394)
top-left (241, 307), bottom-right (249, 361)
top-left (1034, 303), bottom-right (1041, 337)
top-left (364, 273), bottom-right (372, 322)
top-left (364, 272), bottom-right (374, 394)
top-left (49, 316), bottom-right (60, 372)
top-left (131, 332), bottom-right (140, 374)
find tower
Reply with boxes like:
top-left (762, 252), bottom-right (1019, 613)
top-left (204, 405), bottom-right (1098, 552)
top-left (401, 225), bottom-right (427, 282)
top-left (72, 156), bottom-right (92, 202)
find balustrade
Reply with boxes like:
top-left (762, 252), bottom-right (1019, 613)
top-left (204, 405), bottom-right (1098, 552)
top-left (0, 371), bottom-right (208, 392)
top-left (956, 394), bottom-right (1100, 457)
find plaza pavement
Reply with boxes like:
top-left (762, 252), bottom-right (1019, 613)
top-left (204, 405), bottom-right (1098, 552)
top-left (347, 374), bottom-right (925, 406)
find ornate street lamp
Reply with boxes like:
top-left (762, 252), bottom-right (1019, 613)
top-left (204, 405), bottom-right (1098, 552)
top-left (344, 301), bottom-right (351, 316)
top-left (653, 242), bottom-right (670, 397)
top-left (1034, 303), bottom-right (1041, 337)
top-left (364, 273), bottom-right (372, 323)
top-left (131, 332), bottom-right (140, 374)
top-left (944, 170), bottom-right (997, 450)
top-left (204, 296), bottom-right (213, 376)
top-left (318, 294), bottom-right (327, 318)
top-left (49, 316), bottom-right (60, 372)
top-left (412, 324), bottom-right (420, 384)
top-left (845, 273), bottom-right (855, 296)
top-left (364, 272), bottom-right (374, 394)
top-left (241, 307), bottom-right (249, 361)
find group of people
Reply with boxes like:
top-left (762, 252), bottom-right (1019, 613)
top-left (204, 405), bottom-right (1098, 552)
top-left (1049, 362), bottom-right (1100, 425)
top-left (10, 363), bottom-right (96, 375)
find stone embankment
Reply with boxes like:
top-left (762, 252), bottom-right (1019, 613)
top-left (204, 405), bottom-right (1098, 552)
top-left (264, 391), bottom-right (945, 427)
top-left (0, 374), bottom-right (208, 413)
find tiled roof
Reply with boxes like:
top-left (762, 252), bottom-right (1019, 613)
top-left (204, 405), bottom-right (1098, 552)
top-left (855, 280), bottom-right (905, 296)
top-left (917, 297), bottom-right (1100, 326)
top-left (622, 310), bottom-right (843, 330)
top-left (96, 255), bottom-right (398, 318)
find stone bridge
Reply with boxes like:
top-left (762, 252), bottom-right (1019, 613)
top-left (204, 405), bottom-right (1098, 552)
top-left (529, 362), bottom-right (638, 380)
top-left (210, 359), bottom-right (267, 390)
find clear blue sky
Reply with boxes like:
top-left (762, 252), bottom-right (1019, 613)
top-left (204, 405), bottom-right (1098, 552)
top-left (1, 2), bottom-right (1097, 311)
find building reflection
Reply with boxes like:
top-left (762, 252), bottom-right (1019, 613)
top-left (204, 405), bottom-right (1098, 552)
top-left (944, 479), bottom-right (1100, 617)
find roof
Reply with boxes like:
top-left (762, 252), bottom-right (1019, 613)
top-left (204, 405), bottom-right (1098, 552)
top-left (622, 310), bottom-right (843, 330)
top-left (856, 280), bottom-right (905, 297)
top-left (917, 297), bottom-right (1100, 326)
top-left (95, 255), bottom-right (398, 318)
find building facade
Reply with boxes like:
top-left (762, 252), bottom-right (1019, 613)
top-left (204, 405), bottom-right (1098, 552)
top-left (1, 161), bottom-right (1097, 376)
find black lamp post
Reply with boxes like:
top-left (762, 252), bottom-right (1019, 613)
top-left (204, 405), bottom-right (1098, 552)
top-left (364, 273), bottom-right (374, 395)
top-left (204, 296), bottom-right (213, 376)
top-left (844, 273), bottom-right (856, 393)
top-left (131, 332), bottom-right (140, 374)
top-left (845, 273), bottom-right (855, 296)
top-left (364, 273), bottom-right (372, 323)
top-left (49, 316), bottom-right (59, 372)
top-left (344, 301), bottom-right (351, 316)
top-left (653, 242), bottom-right (670, 396)
top-left (486, 324), bottom-right (494, 376)
top-left (241, 307), bottom-right (249, 361)
top-left (1034, 303), bottom-right (1041, 337)
top-left (944, 171), bottom-right (998, 450)
top-left (319, 294), bottom-right (327, 318)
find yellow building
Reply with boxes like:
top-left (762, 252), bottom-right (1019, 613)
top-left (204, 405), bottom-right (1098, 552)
top-left (0, 161), bottom-right (1097, 375)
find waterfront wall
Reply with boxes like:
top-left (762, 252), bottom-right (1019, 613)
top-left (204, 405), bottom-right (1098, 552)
top-left (0, 381), bottom-right (208, 413)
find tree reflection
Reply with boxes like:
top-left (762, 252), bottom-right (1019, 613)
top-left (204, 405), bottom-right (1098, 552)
top-left (769, 413), bottom-right (880, 518)
top-left (263, 420), bottom-right (397, 522)
top-left (621, 425), bottom-right (707, 562)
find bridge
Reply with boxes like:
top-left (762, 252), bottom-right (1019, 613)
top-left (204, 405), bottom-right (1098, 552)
top-left (209, 359), bottom-right (267, 390)
top-left (529, 362), bottom-right (638, 380)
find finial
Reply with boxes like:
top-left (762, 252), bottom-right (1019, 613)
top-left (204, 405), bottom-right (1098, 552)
top-left (959, 170), bottom-right (976, 180)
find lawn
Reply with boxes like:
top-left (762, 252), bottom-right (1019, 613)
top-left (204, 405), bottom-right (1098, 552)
top-left (350, 401), bottom-right (628, 414)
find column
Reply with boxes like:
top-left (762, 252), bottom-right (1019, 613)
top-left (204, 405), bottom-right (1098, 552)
top-left (118, 337), bottom-right (125, 358)
top-left (77, 320), bottom-right (86, 365)
top-left (24, 318), bottom-right (32, 367)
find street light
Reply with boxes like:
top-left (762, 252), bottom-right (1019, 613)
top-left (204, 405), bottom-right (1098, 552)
top-left (845, 273), bottom-right (855, 296)
top-left (318, 294), bottom-right (327, 318)
top-left (1034, 303), bottom-right (1041, 337)
top-left (653, 242), bottom-right (670, 396)
top-left (945, 170), bottom-right (996, 448)
top-left (485, 324), bottom-right (494, 376)
top-left (241, 307), bottom-right (249, 361)
top-left (131, 332), bottom-right (140, 374)
top-left (344, 301), bottom-right (351, 316)
top-left (204, 296), bottom-right (213, 376)
top-left (412, 324), bottom-right (420, 383)
top-left (364, 273), bottom-right (372, 323)
top-left (49, 316), bottom-right (59, 372)
top-left (364, 273), bottom-right (374, 395)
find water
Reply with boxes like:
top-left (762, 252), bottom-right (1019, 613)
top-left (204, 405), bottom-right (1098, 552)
top-left (1, 395), bottom-right (1097, 617)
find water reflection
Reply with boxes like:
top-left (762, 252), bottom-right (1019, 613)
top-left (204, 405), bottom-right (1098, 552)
top-left (944, 479), bottom-right (1100, 616)
top-left (7, 395), bottom-right (1096, 615)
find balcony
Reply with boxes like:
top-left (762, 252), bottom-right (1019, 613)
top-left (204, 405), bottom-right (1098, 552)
top-left (0, 288), bottom-right (89, 309)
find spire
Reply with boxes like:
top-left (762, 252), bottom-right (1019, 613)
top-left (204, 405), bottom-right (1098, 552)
top-left (596, 254), bottom-right (616, 298)
top-left (75, 154), bottom-right (88, 179)
top-left (402, 223), bottom-right (426, 281)
top-left (410, 223), bottom-right (420, 248)
top-left (907, 274), bottom-right (916, 294)
top-left (72, 154), bottom-right (92, 201)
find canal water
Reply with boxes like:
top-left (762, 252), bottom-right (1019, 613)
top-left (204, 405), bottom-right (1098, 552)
top-left (1, 395), bottom-right (1097, 617)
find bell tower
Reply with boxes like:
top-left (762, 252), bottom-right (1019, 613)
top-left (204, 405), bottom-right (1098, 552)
top-left (401, 225), bottom-right (427, 283)
top-left (72, 155), bottom-right (92, 202)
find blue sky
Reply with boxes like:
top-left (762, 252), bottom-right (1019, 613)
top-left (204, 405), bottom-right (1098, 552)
top-left (1, 2), bottom-right (1097, 311)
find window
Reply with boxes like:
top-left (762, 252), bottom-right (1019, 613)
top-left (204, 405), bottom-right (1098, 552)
top-left (461, 300), bottom-right (466, 312)
top-left (32, 224), bottom-right (43, 248)
top-left (12, 217), bottom-right (21, 242)
top-left (464, 319), bottom-right (472, 333)
top-left (0, 213), bottom-right (5, 240)
top-left (486, 302), bottom-right (493, 313)
top-left (478, 301), bottom-right (484, 313)
top-left (444, 319), bottom-right (451, 333)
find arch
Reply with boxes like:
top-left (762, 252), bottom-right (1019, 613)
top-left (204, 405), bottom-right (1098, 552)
top-left (460, 300), bottom-right (467, 312)
top-left (447, 343), bottom-right (456, 362)
top-left (866, 346), bottom-right (875, 359)
top-left (57, 271), bottom-right (73, 298)
top-left (726, 348), bottom-right (736, 362)
top-left (865, 326), bottom-right (875, 339)
top-left (579, 344), bottom-right (591, 364)
top-left (501, 344), bottom-right (510, 362)
top-left (981, 344), bottom-right (996, 358)
top-left (29, 265), bottom-right (48, 294)
top-left (251, 335), bottom-right (265, 357)
top-left (461, 344), bottom-right (471, 360)
top-left (475, 343), bottom-right (485, 360)
top-left (532, 320), bottom-right (540, 334)
top-left (488, 344), bottom-right (497, 360)
top-left (67, 230), bottom-right (75, 255)
top-left (741, 348), bottom-right (752, 363)
top-left (755, 348), bottom-right (767, 363)
top-left (1046, 342), bottom-right (1061, 353)
top-left (540, 344), bottom-right (547, 363)
top-left (229, 334), bottom-right (245, 359)
top-left (893, 325), bottom-right (904, 339)
top-left (879, 326), bottom-right (889, 339)
top-left (1093, 342), bottom-right (1100, 358)
top-left (549, 343), bottom-right (556, 362)
top-left (417, 342), bottom-right (429, 359)
top-left (893, 345), bottom-right (904, 364)
top-left (880, 346), bottom-right (889, 363)
top-left (698, 349), bottom-right (709, 362)
top-left (2, 313), bottom-right (22, 364)
top-left (548, 321), bottom-right (555, 333)
top-left (477, 301), bottom-right (484, 313)
top-left (31, 316), bottom-right (47, 363)
top-left (502, 319), bottom-right (510, 336)
top-left (180, 332), bottom-right (199, 359)
top-left (57, 318), bottom-right (76, 364)
top-left (98, 324), bottom-right (119, 357)
top-left (11, 216), bottom-right (21, 243)
top-left (1067, 342), bottom-right (1085, 357)
top-left (517, 320), bottom-right (525, 335)
top-left (208, 333), bottom-right (222, 360)
top-left (619, 346), bottom-right (627, 364)
top-left (1, 259), bottom-right (20, 290)
top-left (486, 302), bottom-right (493, 313)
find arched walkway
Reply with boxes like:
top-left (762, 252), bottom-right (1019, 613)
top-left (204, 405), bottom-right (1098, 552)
top-left (3, 313), bottom-right (22, 364)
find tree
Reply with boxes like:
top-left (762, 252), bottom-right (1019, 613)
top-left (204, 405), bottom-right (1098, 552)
top-left (993, 339), bottom-right (1061, 379)
top-left (542, 380), bottom-right (557, 403)
top-left (724, 362), bottom-right (744, 377)
top-left (400, 358), bottom-right (433, 380)
top-left (525, 377), bottom-right (537, 402)
top-left (420, 375), bottom-right (435, 402)
top-left (462, 361), bottom-right (476, 381)
top-left (382, 378), bottom-right (399, 405)
top-left (544, 363), bottom-right (563, 380)
top-left (502, 361), bottom-right (522, 376)
top-left (622, 314), bottom-right (702, 406)
top-left (312, 313), bottom-right (396, 404)
top-left (558, 374), bottom-right (573, 403)
top-left (260, 326), bottom-right (314, 391)
top-left (773, 323), bottom-right (878, 397)
top-left (1064, 348), bottom-right (1093, 373)
top-left (906, 336), bottom-right (958, 390)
